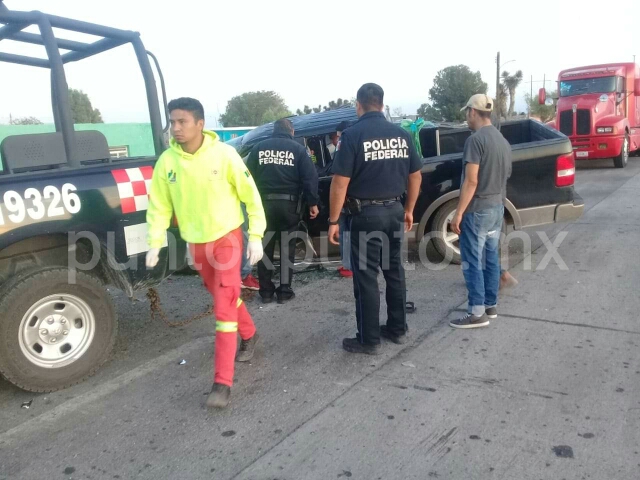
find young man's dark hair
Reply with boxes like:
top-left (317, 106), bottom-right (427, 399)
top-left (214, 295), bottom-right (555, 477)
top-left (356, 83), bottom-right (384, 111)
top-left (273, 118), bottom-right (294, 135)
top-left (167, 97), bottom-right (205, 122)
top-left (336, 120), bottom-right (350, 133)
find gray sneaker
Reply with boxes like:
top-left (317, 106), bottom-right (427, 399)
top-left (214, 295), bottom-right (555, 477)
top-left (485, 307), bottom-right (498, 319)
top-left (449, 313), bottom-right (490, 329)
top-left (236, 332), bottom-right (259, 362)
top-left (206, 383), bottom-right (231, 409)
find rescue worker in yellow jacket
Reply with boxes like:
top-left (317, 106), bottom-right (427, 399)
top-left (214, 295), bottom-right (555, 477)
top-left (145, 97), bottom-right (266, 409)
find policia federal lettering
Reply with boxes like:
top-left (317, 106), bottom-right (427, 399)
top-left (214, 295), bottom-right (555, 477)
top-left (258, 150), bottom-right (296, 166)
top-left (363, 137), bottom-right (410, 161)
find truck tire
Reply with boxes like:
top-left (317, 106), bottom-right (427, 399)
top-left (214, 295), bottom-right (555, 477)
top-left (613, 133), bottom-right (629, 168)
top-left (430, 199), bottom-right (462, 265)
top-left (0, 268), bottom-right (117, 392)
top-left (429, 200), bottom-right (511, 266)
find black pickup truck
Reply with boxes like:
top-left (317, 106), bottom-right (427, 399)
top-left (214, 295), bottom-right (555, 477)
top-left (228, 107), bottom-right (584, 263)
top-left (0, 5), bottom-right (186, 392)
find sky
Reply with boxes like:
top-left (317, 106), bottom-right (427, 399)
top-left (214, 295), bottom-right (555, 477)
top-left (1, 0), bottom-right (639, 127)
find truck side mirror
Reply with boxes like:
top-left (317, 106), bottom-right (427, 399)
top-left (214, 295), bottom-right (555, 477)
top-left (538, 88), bottom-right (546, 105)
top-left (545, 98), bottom-right (554, 106)
top-left (635, 78), bottom-right (640, 93)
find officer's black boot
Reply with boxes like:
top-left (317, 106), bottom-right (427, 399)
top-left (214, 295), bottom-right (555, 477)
top-left (342, 338), bottom-right (381, 355)
top-left (380, 325), bottom-right (408, 344)
top-left (276, 285), bottom-right (295, 304)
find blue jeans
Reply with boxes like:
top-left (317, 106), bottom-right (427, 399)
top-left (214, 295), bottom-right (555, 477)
top-left (459, 205), bottom-right (504, 317)
top-left (339, 214), bottom-right (351, 269)
top-left (240, 204), bottom-right (251, 278)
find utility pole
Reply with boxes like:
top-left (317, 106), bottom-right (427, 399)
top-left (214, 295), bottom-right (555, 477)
top-left (529, 75), bottom-right (533, 118)
top-left (496, 52), bottom-right (501, 129)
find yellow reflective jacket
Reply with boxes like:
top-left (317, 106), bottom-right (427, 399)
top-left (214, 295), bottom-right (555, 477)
top-left (146, 130), bottom-right (266, 248)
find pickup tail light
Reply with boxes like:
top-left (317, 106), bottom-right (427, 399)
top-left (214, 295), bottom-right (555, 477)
top-left (556, 153), bottom-right (575, 187)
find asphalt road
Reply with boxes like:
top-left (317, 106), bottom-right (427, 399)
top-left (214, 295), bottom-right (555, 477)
top-left (1, 157), bottom-right (639, 480)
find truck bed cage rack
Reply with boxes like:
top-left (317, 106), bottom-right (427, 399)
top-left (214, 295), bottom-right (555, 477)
top-left (0, 1), bottom-right (166, 167)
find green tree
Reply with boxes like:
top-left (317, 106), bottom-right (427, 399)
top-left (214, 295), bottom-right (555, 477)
top-left (323, 98), bottom-right (352, 111)
top-left (417, 103), bottom-right (443, 122)
top-left (502, 70), bottom-right (524, 118)
top-left (219, 91), bottom-right (291, 127)
top-left (68, 88), bottom-right (103, 123)
top-left (427, 65), bottom-right (488, 122)
top-left (261, 106), bottom-right (292, 124)
top-left (9, 116), bottom-right (43, 125)
top-left (296, 105), bottom-right (322, 115)
top-left (296, 97), bottom-right (353, 115)
top-left (496, 83), bottom-right (508, 120)
top-left (524, 91), bottom-right (557, 123)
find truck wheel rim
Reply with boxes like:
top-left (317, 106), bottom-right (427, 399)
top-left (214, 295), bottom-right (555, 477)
top-left (18, 294), bottom-right (96, 369)
top-left (444, 211), bottom-right (461, 256)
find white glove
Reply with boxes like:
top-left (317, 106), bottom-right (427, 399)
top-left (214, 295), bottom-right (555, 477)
top-left (185, 243), bottom-right (194, 265)
top-left (247, 240), bottom-right (264, 265)
top-left (146, 248), bottom-right (160, 268)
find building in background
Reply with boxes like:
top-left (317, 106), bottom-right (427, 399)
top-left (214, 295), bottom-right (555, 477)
top-left (0, 124), bottom-right (258, 160)
top-left (211, 127), bottom-right (256, 142)
top-left (0, 123), bottom-right (155, 159)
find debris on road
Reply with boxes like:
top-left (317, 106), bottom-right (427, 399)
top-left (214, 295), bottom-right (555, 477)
top-left (21, 400), bottom-right (32, 409)
top-left (402, 362), bottom-right (416, 368)
top-left (179, 359), bottom-right (187, 365)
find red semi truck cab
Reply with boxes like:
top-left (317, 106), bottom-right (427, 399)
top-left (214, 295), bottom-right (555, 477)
top-left (542, 63), bottom-right (640, 168)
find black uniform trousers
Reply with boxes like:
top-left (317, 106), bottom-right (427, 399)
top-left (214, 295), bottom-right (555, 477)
top-left (258, 199), bottom-right (300, 299)
top-left (347, 201), bottom-right (407, 345)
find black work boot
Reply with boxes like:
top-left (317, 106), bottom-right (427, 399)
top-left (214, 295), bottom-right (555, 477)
top-left (276, 287), bottom-right (295, 304)
top-left (380, 325), bottom-right (408, 344)
top-left (342, 338), bottom-right (381, 355)
top-left (206, 383), bottom-right (231, 409)
top-left (236, 332), bottom-right (259, 362)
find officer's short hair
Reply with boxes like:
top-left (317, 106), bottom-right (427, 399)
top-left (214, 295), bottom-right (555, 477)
top-left (168, 97), bottom-right (204, 122)
top-left (356, 83), bottom-right (384, 111)
top-left (273, 118), bottom-right (294, 135)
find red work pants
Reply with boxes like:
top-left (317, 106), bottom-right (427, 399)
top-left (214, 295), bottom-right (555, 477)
top-left (189, 228), bottom-right (256, 387)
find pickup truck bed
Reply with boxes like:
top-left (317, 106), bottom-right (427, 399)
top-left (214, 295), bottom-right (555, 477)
top-left (229, 110), bottom-right (584, 263)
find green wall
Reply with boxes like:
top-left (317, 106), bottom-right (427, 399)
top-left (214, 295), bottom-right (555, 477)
top-left (0, 123), bottom-right (155, 158)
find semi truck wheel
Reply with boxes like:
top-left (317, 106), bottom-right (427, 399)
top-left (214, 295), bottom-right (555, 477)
top-left (431, 199), bottom-right (462, 265)
top-left (0, 268), bottom-right (117, 392)
top-left (613, 133), bottom-right (629, 169)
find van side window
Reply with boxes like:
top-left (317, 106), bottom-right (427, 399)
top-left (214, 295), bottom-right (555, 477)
top-left (304, 136), bottom-right (329, 169)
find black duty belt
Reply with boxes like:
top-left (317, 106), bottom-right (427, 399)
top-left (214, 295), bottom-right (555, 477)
top-left (263, 193), bottom-right (299, 202)
top-left (353, 196), bottom-right (402, 206)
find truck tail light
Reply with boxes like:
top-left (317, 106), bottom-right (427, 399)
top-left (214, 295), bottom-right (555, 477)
top-left (556, 153), bottom-right (575, 187)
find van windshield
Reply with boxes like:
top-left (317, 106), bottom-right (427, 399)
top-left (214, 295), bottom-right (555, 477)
top-left (560, 76), bottom-right (616, 97)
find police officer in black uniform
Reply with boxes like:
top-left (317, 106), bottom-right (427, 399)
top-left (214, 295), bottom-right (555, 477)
top-left (247, 118), bottom-right (319, 304)
top-left (328, 83), bottom-right (423, 354)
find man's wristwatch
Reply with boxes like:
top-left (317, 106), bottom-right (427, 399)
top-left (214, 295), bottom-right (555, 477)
top-left (328, 219), bottom-right (339, 226)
